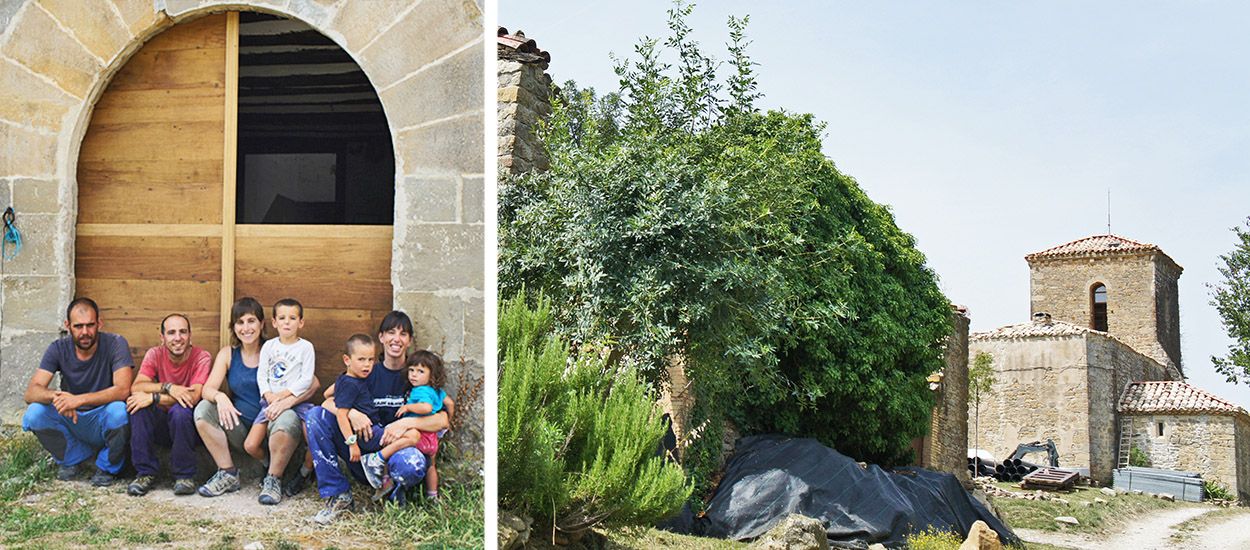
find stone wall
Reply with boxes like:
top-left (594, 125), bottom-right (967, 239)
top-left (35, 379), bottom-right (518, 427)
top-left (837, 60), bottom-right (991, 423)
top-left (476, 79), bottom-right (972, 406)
top-left (927, 309), bottom-right (970, 484)
top-left (1029, 252), bottom-right (1180, 371)
top-left (1132, 413), bottom-right (1243, 499)
top-left (1085, 332), bottom-right (1173, 482)
top-left (968, 335), bottom-right (1092, 471)
top-left (1236, 416), bottom-right (1250, 501)
top-left (497, 36), bottom-right (550, 177)
top-left (0, 0), bottom-right (484, 472)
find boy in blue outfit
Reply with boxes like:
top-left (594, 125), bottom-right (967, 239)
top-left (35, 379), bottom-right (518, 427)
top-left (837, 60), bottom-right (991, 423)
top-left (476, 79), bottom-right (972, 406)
top-left (331, 334), bottom-right (387, 481)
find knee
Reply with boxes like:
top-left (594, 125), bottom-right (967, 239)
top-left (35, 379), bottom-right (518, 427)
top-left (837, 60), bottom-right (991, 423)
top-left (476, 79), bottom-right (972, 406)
top-left (193, 400), bottom-right (216, 425)
top-left (387, 448), bottom-right (428, 485)
top-left (101, 401), bottom-right (129, 430)
top-left (170, 404), bottom-right (194, 424)
top-left (21, 402), bottom-right (57, 431)
top-left (268, 410), bottom-right (302, 438)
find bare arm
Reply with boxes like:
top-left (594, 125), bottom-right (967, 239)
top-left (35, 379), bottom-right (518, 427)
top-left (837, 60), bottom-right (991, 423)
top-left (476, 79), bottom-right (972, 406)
top-left (382, 410), bottom-right (449, 445)
top-left (289, 374), bottom-right (320, 405)
top-left (24, 369), bottom-right (57, 405)
top-left (336, 406), bottom-right (361, 462)
top-left (77, 367), bottom-right (133, 407)
top-left (200, 346), bottom-right (232, 403)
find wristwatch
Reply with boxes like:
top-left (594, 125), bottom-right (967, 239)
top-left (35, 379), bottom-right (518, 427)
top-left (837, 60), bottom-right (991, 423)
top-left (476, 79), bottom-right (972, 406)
top-left (344, 434), bottom-right (357, 446)
top-left (161, 382), bottom-right (172, 394)
top-left (151, 393), bottom-right (160, 406)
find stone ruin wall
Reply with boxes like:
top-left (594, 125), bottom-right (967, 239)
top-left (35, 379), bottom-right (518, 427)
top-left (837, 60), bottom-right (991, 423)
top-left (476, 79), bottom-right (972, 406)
top-left (968, 335), bottom-right (1092, 472)
top-left (0, 0), bottom-right (485, 474)
top-left (1029, 253), bottom-right (1180, 371)
top-left (1236, 416), bottom-right (1250, 501)
top-left (926, 309), bottom-right (970, 485)
top-left (1130, 414), bottom-right (1244, 499)
top-left (497, 32), bottom-right (550, 178)
top-left (1085, 332), bottom-right (1173, 483)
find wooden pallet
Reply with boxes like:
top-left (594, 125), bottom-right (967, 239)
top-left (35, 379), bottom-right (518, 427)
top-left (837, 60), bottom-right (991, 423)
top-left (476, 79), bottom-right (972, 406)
top-left (1022, 468), bottom-right (1079, 490)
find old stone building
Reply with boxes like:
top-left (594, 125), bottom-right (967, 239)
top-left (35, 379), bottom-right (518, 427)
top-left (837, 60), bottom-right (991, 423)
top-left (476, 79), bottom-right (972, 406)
top-left (970, 234), bottom-right (1247, 489)
top-left (497, 27), bottom-right (550, 177)
top-left (915, 306), bottom-right (972, 485)
top-left (0, 0), bottom-right (484, 472)
top-left (1119, 381), bottom-right (1250, 500)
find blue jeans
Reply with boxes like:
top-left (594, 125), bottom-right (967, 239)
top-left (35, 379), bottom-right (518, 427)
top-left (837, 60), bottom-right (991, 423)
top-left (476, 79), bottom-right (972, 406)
top-left (306, 406), bottom-right (427, 499)
top-left (22, 401), bottom-right (129, 474)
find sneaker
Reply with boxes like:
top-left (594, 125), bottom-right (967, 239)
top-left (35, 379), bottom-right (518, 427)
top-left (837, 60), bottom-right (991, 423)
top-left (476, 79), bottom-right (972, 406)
top-left (56, 463), bottom-right (78, 481)
top-left (360, 452), bottom-right (386, 489)
top-left (311, 493), bottom-right (353, 525)
top-left (173, 478), bottom-right (196, 496)
top-left (282, 469), bottom-right (311, 498)
top-left (127, 475), bottom-right (155, 496)
top-left (258, 474), bottom-right (282, 505)
top-left (198, 469), bottom-right (240, 497)
top-left (371, 474), bottom-right (395, 502)
top-left (90, 470), bottom-right (117, 487)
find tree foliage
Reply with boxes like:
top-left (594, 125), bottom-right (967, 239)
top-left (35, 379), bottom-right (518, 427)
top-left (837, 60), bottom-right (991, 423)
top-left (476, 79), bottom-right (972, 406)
top-left (498, 293), bottom-right (690, 533)
top-left (499, 2), bottom-right (951, 467)
top-left (1210, 218), bottom-right (1250, 384)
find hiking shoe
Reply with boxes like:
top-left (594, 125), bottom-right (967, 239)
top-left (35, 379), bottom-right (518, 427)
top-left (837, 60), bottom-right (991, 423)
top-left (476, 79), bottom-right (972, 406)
top-left (90, 469), bottom-right (117, 487)
top-left (258, 474), bottom-right (282, 505)
top-left (198, 469), bottom-right (240, 497)
top-left (56, 463), bottom-right (78, 481)
top-left (173, 478), bottom-right (196, 496)
top-left (360, 452), bottom-right (386, 489)
top-left (311, 493), bottom-right (353, 525)
top-left (127, 475), bottom-right (155, 496)
top-left (282, 469), bottom-right (311, 498)
top-left (371, 474), bottom-right (395, 502)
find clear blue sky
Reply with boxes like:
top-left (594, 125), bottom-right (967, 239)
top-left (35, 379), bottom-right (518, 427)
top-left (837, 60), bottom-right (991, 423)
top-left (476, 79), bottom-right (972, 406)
top-left (501, 1), bottom-right (1250, 408)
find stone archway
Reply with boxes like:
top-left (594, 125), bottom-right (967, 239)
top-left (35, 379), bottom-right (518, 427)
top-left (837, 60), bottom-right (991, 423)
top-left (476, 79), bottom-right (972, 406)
top-left (0, 0), bottom-right (483, 467)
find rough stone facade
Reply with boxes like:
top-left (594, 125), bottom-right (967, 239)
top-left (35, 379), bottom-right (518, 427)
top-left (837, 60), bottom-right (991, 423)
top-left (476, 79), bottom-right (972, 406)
top-left (1124, 414), bottom-right (1250, 500)
top-left (0, 0), bottom-right (484, 473)
top-left (923, 307), bottom-right (970, 485)
top-left (1027, 237), bottom-right (1182, 372)
top-left (497, 27), bottom-right (550, 177)
top-left (968, 320), bottom-right (1171, 483)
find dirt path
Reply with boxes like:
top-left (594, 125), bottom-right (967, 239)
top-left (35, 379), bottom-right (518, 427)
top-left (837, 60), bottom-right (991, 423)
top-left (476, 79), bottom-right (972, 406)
top-left (1178, 509), bottom-right (1250, 550)
top-left (1015, 506), bottom-right (1213, 550)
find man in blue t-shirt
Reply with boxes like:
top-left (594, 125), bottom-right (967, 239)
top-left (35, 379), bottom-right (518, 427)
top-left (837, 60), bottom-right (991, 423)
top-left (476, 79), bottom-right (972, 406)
top-left (22, 298), bottom-right (133, 486)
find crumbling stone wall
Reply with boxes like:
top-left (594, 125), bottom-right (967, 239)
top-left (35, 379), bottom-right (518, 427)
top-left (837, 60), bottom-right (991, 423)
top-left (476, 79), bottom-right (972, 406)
top-left (1086, 332), bottom-right (1172, 482)
top-left (1236, 416), bottom-right (1250, 501)
top-left (497, 29), bottom-right (550, 177)
top-left (926, 309), bottom-right (969, 484)
top-left (0, 0), bottom-right (484, 473)
top-left (1029, 252), bottom-right (1181, 371)
top-left (1132, 413), bottom-right (1244, 499)
top-left (968, 335), bottom-right (1092, 472)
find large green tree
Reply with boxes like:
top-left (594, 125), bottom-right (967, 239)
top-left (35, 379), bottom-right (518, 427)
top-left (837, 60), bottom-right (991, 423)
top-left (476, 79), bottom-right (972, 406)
top-left (499, 3), bottom-right (951, 468)
top-left (1210, 218), bottom-right (1250, 384)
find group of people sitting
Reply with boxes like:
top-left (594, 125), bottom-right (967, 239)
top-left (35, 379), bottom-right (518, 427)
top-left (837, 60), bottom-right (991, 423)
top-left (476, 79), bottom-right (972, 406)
top-left (21, 296), bottom-right (452, 524)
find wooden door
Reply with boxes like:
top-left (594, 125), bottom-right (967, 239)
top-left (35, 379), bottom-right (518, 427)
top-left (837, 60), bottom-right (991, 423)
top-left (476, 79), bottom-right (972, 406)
top-left (76, 13), bottom-right (393, 383)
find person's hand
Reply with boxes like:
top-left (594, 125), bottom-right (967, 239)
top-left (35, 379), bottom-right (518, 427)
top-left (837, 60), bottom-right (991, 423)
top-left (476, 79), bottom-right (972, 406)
top-left (51, 391), bottom-right (82, 416)
top-left (348, 443), bottom-right (361, 463)
top-left (394, 404), bottom-right (412, 418)
top-left (347, 409), bottom-right (372, 440)
top-left (126, 392), bottom-right (155, 414)
top-left (265, 396), bottom-right (292, 421)
top-left (216, 395), bottom-right (241, 431)
top-left (168, 384), bottom-right (194, 409)
top-left (381, 419), bottom-right (409, 446)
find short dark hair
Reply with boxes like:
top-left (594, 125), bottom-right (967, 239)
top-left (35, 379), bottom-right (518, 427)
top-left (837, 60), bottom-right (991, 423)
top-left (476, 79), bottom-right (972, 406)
top-left (160, 313), bottom-right (190, 333)
top-left (377, 310), bottom-right (413, 338)
top-left (344, 333), bottom-right (375, 356)
top-left (273, 298), bottom-right (303, 318)
top-left (406, 349), bottom-right (445, 390)
top-left (229, 297), bottom-right (266, 348)
top-left (66, 297), bottom-right (99, 321)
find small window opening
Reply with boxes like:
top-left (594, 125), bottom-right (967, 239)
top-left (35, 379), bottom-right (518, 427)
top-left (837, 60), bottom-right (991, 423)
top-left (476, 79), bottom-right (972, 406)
top-left (1092, 284), bottom-right (1108, 331)
top-left (1157, 422), bottom-right (1164, 436)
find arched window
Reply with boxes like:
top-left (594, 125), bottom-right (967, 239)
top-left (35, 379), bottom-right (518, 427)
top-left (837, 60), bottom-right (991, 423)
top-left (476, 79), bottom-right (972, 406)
top-left (1092, 284), bottom-right (1108, 331)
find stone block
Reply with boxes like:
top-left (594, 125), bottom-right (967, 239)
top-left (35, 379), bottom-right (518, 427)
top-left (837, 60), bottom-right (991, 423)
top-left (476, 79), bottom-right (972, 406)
top-left (110, 0), bottom-right (168, 37)
top-left (463, 295), bottom-right (482, 362)
top-left (2, 276), bottom-right (63, 330)
top-left (462, 176), bottom-right (482, 224)
top-left (357, 0), bottom-right (480, 90)
top-left (286, 0), bottom-right (339, 29)
top-left (0, 59), bottom-right (75, 131)
top-left (0, 330), bottom-right (61, 423)
top-left (497, 64), bottom-right (521, 88)
top-left (0, 179), bottom-right (9, 204)
top-left (0, 1), bottom-right (23, 34)
top-left (393, 223), bottom-right (483, 291)
top-left (12, 178), bottom-right (59, 214)
top-left (161, 0), bottom-right (207, 18)
top-left (1, 4), bottom-right (102, 98)
top-left (396, 115), bottom-right (482, 175)
top-left (38, 0), bottom-right (131, 63)
top-left (331, 0), bottom-right (419, 52)
top-left (749, 514), bottom-right (829, 550)
top-left (399, 176), bottom-right (457, 222)
top-left (395, 291), bottom-right (464, 358)
top-left (0, 125), bottom-right (58, 177)
top-left (0, 213), bottom-right (57, 276)
top-left (379, 40), bottom-right (482, 130)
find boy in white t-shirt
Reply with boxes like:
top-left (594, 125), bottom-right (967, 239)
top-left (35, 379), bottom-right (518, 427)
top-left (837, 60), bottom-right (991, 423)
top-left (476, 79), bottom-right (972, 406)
top-left (243, 298), bottom-right (316, 505)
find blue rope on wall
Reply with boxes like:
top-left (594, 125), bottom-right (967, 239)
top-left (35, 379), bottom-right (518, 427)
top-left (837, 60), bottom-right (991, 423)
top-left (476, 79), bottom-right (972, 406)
top-left (2, 207), bottom-right (19, 261)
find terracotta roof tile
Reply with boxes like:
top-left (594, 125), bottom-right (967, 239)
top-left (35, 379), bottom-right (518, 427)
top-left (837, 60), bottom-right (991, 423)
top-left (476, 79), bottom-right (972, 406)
top-left (970, 319), bottom-right (1098, 341)
top-left (498, 27), bottom-right (550, 68)
top-left (1119, 381), bottom-right (1248, 417)
top-left (1025, 234), bottom-right (1160, 261)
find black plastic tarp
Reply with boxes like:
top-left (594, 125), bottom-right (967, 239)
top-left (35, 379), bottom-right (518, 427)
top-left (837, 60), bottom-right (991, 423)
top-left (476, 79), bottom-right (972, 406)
top-left (664, 435), bottom-right (1019, 549)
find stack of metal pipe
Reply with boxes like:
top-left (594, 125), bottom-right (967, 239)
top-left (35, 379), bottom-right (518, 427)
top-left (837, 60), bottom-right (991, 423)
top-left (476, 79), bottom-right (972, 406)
top-left (967, 457), bottom-right (1040, 482)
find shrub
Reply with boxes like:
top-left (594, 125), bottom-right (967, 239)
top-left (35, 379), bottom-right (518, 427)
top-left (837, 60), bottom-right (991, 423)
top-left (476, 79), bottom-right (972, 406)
top-left (1204, 478), bottom-right (1235, 501)
top-left (498, 292), bottom-right (691, 534)
top-left (1129, 445), bottom-right (1151, 468)
top-left (905, 526), bottom-right (962, 550)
